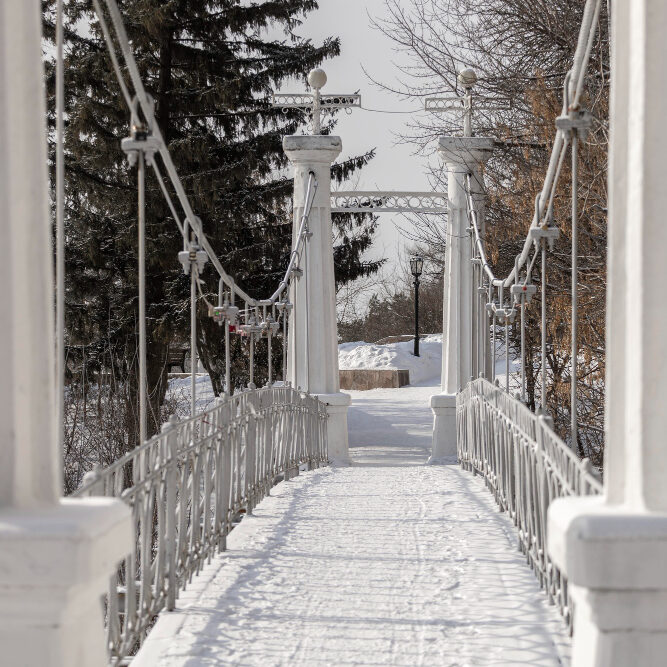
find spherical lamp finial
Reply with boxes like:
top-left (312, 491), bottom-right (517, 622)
top-left (308, 68), bottom-right (328, 91)
top-left (457, 68), bottom-right (478, 90)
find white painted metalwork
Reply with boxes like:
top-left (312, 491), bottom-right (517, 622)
top-left (433, 0), bottom-right (604, 459)
top-left (0, 4), bottom-right (132, 664)
top-left (272, 68), bottom-right (360, 135)
top-left (457, 378), bottom-right (601, 627)
top-left (273, 93), bottom-right (361, 110)
top-left (331, 191), bottom-right (447, 214)
top-left (283, 135), bottom-right (352, 462)
top-left (92, 0), bottom-right (316, 314)
top-left (548, 3), bottom-right (667, 664)
top-left (74, 385), bottom-right (328, 664)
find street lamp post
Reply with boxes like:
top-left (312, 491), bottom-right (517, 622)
top-left (410, 256), bottom-right (424, 357)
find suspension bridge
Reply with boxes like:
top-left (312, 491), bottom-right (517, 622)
top-left (1, 1), bottom-right (666, 666)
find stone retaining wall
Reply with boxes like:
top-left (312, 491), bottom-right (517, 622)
top-left (339, 369), bottom-right (410, 391)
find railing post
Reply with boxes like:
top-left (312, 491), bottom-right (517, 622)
top-left (164, 417), bottom-right (178, 611)
top-left (0, 3), bottom-right (131, 663)
top-left (430, 135), bottom-right (493, 463)
top-left (283, 100), bottom-right (351, 465)
top-left (548, 2), bottom-right (667, 663)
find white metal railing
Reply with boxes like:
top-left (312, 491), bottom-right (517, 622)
top-left (457, 378), bottom-right (601, 628)
top-left (74, 386), bottom-right (328, 665)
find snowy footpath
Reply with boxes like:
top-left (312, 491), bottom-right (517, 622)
top-left (135, 381), bottom-right (569, 666)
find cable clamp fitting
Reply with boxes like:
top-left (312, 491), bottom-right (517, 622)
top-left (240, 318), bottom-right (263, 337)
top-left (511, 284), bottom-right (538, 305)
top-left (555, 109), bottom-right (593, 140)
top-left (210, 304), bottom-right (240, 326)
top-left (529, 226), bottom-right (560, 251)
top-left (178, 243), bottom-right (208, 275)
top-left (121, 134), bottom-right (161, 168)
top-left (494, 307), bottom-right (517, 324)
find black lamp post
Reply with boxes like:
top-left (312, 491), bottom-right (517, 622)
top-left (410, 256), bottom-right (424, 356)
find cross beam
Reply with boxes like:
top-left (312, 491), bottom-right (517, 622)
top-left (425, 69), bottom-right (510, 137)
top-left (273, 69), bottom-right (360, 135)
top-left (331, 191), bottom-right (447, 214)
top-left (425, 92), bottom-right (474, 136)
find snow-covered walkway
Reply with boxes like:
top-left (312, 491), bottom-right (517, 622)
top-left (135, 382), bottom-right (569, 666)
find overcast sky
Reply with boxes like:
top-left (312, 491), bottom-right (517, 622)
top-left (277, 0), bottom-right (444, 274)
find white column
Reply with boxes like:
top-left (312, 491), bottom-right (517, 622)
top-left (548, 1), bottom-right (667, 664)
top-left (430, 137), bottom-right (493, 463)
top-left (284, 135), bottom-right (351, 464)
top-left (0, 3), bottom-right (131, 665)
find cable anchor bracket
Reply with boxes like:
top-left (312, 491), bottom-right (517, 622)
top-left (555, 109), bottom-right (593, 140)
top-left (511, 284), bottom-right (538, 305)
top-left (529, 226), bottom-right (560, 252)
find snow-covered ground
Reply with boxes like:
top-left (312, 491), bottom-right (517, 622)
top-left (165, 335), bottom-right (521, 415)
top-left (136, 377), bottom-right (569, 667)
top-left (339, 334), bottom-right (442, 385)
top-left (165, 375), bottom-right (218, 417)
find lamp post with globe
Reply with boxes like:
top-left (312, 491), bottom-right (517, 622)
top-left (458, 67), bottom-right (477, 137)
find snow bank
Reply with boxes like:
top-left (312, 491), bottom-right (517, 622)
top-left (338, 334), bottom-right (442, 385)
top-left (165, 375), bottom-right (216, 416)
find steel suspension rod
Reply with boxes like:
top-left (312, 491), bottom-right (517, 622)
top-left (55, 0), bottom-right (65, 469)
top-left (541, 239), bottom-right (547, 410)
top-left (520, 294), bottom-right (526, 402)
top-left (190, 259), bottom-right (197, 417)
top-left (571, 134), bottom-right (579, 448)
top-left (138, 151), bottom-right (147, 444)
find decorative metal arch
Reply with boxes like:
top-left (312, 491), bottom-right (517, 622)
top-left (331, 191), bottom-right (447, 214)
top-left (272, 93), bottom-right (362, 111)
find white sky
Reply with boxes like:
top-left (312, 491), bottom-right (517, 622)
top-left (278, 0), bottom-right (443, 273)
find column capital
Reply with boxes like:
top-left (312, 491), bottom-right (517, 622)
top-left (438, 136), bottom-right (495, 170)
top-left (283, 135), bottom-right (342, 164)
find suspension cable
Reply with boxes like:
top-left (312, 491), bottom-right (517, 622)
top-left (460, 0), bottom-right (601, 421)
top-left (94, 0), bottom-right (319, 314)
top-left (462, 0), bottom-right (601, 294)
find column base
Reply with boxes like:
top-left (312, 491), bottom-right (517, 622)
top-left (0, 497), bottom-right (132, 667)
top-left (548, 496), bottom-right (667, 667)
top-left (316, 392), bottom-right (351, 466)
top-left (428, 393), bottom-right (458, 464)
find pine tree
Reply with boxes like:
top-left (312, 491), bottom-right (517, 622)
top-left (43, 0), bottom-right (381, 465)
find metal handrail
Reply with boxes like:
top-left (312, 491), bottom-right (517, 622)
top-left (74, 386), bottom-right (328, 665)
top-left (457, 378), bottom-right (601, 629)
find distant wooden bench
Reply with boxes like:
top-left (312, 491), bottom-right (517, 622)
top-left (339, 369), bottom-right (410, 391)
top-left (166, 345), bottom-right (188, 373)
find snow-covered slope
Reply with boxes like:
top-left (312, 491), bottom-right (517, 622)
top-left (338, 334), bottom-right (442, 385)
